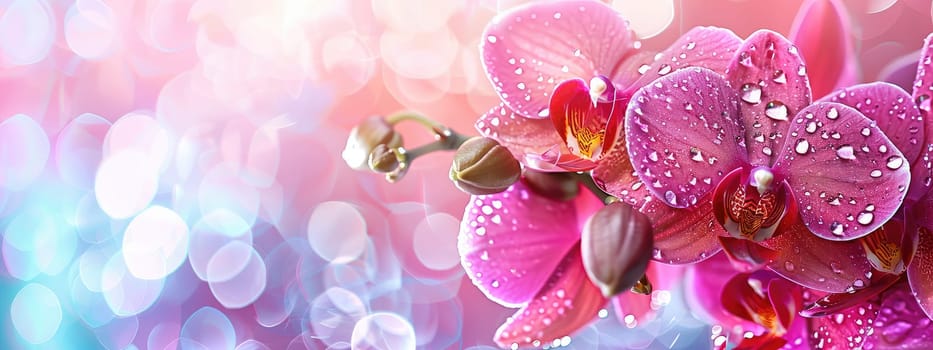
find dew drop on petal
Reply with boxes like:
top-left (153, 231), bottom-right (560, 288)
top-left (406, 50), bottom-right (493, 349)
top-left (830, 222), bottom-right (844, 237)
top-left (836, 145), bottom-right (856, 160)
top-left (885, 156), bottom-right (903, 170)
top-left (664, 190), bottom-right (677, 206)
top-left (795, 139), bottom-right (810, 155)
top-left (870, 169), bottom-right (883, 178)
top-left (772, 69), bottom-right (786, 84)
top-left (857, 212), bottom-right (874, 226)
top-left (740, 83), bottom-right (762, 104)
top-left (827, 107), bottom-right (839, 120)
top-left (764, 101), bottom-right (788, 121)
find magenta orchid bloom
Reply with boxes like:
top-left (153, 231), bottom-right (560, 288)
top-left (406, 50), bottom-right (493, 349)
top-left (458, 179), bottom-right (672, 348)
top-left (625, 30), bottom-right (911, 292)
top-left (688, 255), bottom-right (933, 349)
top-left (476, 0), bottom-right (741, 173)
top-left (789, 0), bottom-right (857, 99)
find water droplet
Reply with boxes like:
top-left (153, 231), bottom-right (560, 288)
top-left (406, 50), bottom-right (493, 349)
top-left (870, 169), bottom-right (882, 178)
top-left (491, 280), bottom-right (500, 288)
top-left (538, 108), bottom-right (550, 118)
top-left (836, 145), bottom-right (856, 160)
top-left (805, 121), bottom-right (818, 133)
top-left (686, 41), bottom-right (696, 50)
top-left (572, 48), bottom-right (580, 57)
top-left (830, 222), bottom-right (844, 236)
top-left (514, 67), bottom-right (523, 75)
top-left (648, 151), bottom-right (659, 162)
top-left (487, 35), bottom-right (498, 43)
top-left (886, 156), bottom-right (903, 170)
top-left (561, 65), bottom-right (569, 73)
top-left (740, 84), bottom-right (762, 104)
top-left (553, 12), bottom-right (562, 19)
top-left (797, 65), bottom-right (807, 76)
top-left (664, 190), bottom-right (677, 206)
top-left (765, 101), bottom-right (788, 121)
top-left (638, 64), bottom-right (651, 75)
top-left (772, 69), bottom-right (786, 84)
top-left (861, 127), bottom-right (871, 136)
top-left (917, 94), bottom-right (931, 112)
top-left (827, 107), bottom-right (839, 120)
top-left (857, 212), bottom-right (874, 225)
top-left (784, 261), bottom-right (795, 271)
top-left (795, 139), bottom-right (810, 154)
top-left (831, 262), bottom-right (843, 274)
top-left (658, 64), bottom-right (672, 75)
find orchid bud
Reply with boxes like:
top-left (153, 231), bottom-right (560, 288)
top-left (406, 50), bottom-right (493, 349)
top-left (342, 116), bottom-right (403, 170)
top-left (368, 144), bottom-right (401, 173)
top-left (521, 170), bottom-right (580, 201)
top-left (449, 137), bottom-right (521, 195)
top-left (581, 202), bottom-right (653, 297)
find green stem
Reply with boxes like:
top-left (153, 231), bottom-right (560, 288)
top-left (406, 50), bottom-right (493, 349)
top-left (575, 172), bottom-right (616, 205)
top-left (386, 111), bottom-right (447, 133)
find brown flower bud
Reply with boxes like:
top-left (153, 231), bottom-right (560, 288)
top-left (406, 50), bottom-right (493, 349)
top-left (368, 144), bottom-right (401, 173)
top-left (342, 116), bottom-right (402, 170)
top-left (521, 170), bottom-right (580, 201)
top-left (449, 137), bottom-right (521, 195)
top-left (581, 202), bottom-right (653, 297)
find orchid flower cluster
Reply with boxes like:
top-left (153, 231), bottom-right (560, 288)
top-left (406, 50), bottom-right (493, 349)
top-left (345, 0), bottom-right (933, 348)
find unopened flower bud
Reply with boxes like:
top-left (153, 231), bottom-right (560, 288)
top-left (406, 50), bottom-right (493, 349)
top-left (342, 116), bottom-right (403, 170)
top-left (449, 137), bottom-right (521, 195)
top-left (581, 202), bottom-right (653, 297)
top-left (369, 144), bottom-right (402, 173)
top-left (521, 170), bottom-right (580, 201)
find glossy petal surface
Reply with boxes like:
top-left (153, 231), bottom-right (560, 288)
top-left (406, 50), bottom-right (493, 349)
top-left (493, 246), bottom-right (606, 348)
top-left (727, 30), bottom-right (812, 167)
top-left (627, 26), bottom-right (743, 89)
top-left (476, 103), bottom-right (566, 172)
top-left (806, 295), bottom-right (879, 350)
top-left (863, 285), bottom-right (933, 349)
top-left (626, 67), bottom-right (746, 208)
top-left (908, 213), bottom-right (933, 320)
top-left (481, 0), bottom-right (635, 119)
top-left (459, 181), bottom-right (580, 307)
top-left (772, 102), bottom-right (910, 240)
top-left (758, 218), bottom-right (872, 293)
top-left (789, 0), bottom-right (855, 99)
top-left (640, 197), bottom-right (724, 264)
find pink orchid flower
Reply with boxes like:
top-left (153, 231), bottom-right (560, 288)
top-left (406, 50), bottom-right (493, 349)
top-left (688, 255), bottom-right (933, 349)
top-left (624, 29), bottom-right (911, 293)
top-left (790, 0), bottom-right (857, 99)
top-left (458, 179), bottom-right (672, 348)
top-left (476, 0), bottom-right (741, 173)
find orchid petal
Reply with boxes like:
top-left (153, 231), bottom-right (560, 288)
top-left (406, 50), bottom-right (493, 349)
top-left (626, 67), bottom-right (747, 208)
top-left (806, 295), bottom-right (879, 350)
top-left (627, 26), bottom-right (743, 89)
top-left (908, 214), bottom-right (933, 320)
top-left (494, 246), bottom-right (607, 348)
top-left (549, 78), bottom-right (625, 161)
top-left (819, 83), bottom-right (924, 168)
top-left (758, 218), bottom-right (872, 293)
top-left (720, 271), bottom-right (786, 334)
top-left (476, 103), bottom-right (568, 172)
top-left (640, 197), bottom-right (724, 264)
top-left (879, 50), bottom-right (919, 93)
top-left (799, 272), bottom-right (899, 318)
top-left (591, 145), bottom-right (653, 208)
top-left (459, 181), bottom-right (581, 307)
top-left (912, 33), bottom-right (933, 119)
top-left (685, 255), bottom-right (763, 333)
top-left (719, 236), bottom-right (778, 271)
top-left (727, 30), bottom-right (812, 167)
top-left (863, 284), bottom-right (933, 348)
top-left (789, 0), bottom-right (856, 99)
top-left (772, 102), bottom-right (910, 240)
top-left (767, 277), bottom-right (804, 333)
top-left (481, 0), bottom-right (635, 119)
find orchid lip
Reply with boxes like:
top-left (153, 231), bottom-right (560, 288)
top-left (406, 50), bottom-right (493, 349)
top-left (713, 167), bottom-right (794, 242)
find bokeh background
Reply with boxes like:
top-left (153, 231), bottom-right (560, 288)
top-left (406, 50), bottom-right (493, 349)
top-left (0, 0), bottom-right (931, 349)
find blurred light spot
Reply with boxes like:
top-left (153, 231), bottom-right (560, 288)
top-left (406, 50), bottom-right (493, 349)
top-left (123, 206), bottom-right (190, 280)
top-left (101, 252), bottom-right (165, 316)
top-left (64, 0), bottom-right (117, 59)
top-left (79, 246), bottom-right (112, 292)
top-left (11, 283), bottom-right (61, 344)
top-left (147, 321), bottom-right (182, 350)
top-left (188, 210), bottom-right (253, 281)
top-left (147, 0), bottom-right (198, 52)
top-left (104, 112), bottom-right (172, 172)
top-left (611, 0), bottom-right (675, 39)
top-left (236, 339), bottom-right (272, 350)
top-left (95, 316), bottom-right (140, 350)
top-left (94, 150), bottom-right (159, 219)
top-left (307, 201), bottom-right (367, 264)
top-left (867, 0), bottom-right (898, 13)
top-left (0, 0), bottom-right (53, 65)
top-left (351, 312), bottom-right (417, 350)
top-left (181, 307), bottom-right (237, 350)
top-left (70, 277), bottom-right (114, 327)
top-left (55, 113), bottom-right (111, 189)
top-left (74, 193), bottom-right (114, 243)
top-left (372, 0), bottom-right (463, 33)
top-left (2, 209), bottom-right (75, 279)
top-left (321, 32), bottom-right (376, 96)
top-left (309, 287), bottom-right (368, 346)
top-left (0, 114), bottom-right (49, 190)
top-left (199, 163), bottom-right (261, 229)
top-left (380, 28), bottom-right (460, 79)
top-left (412, 213), bottom-right (461, 270)
top-left (208, 241), bottom-right (267, 308)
